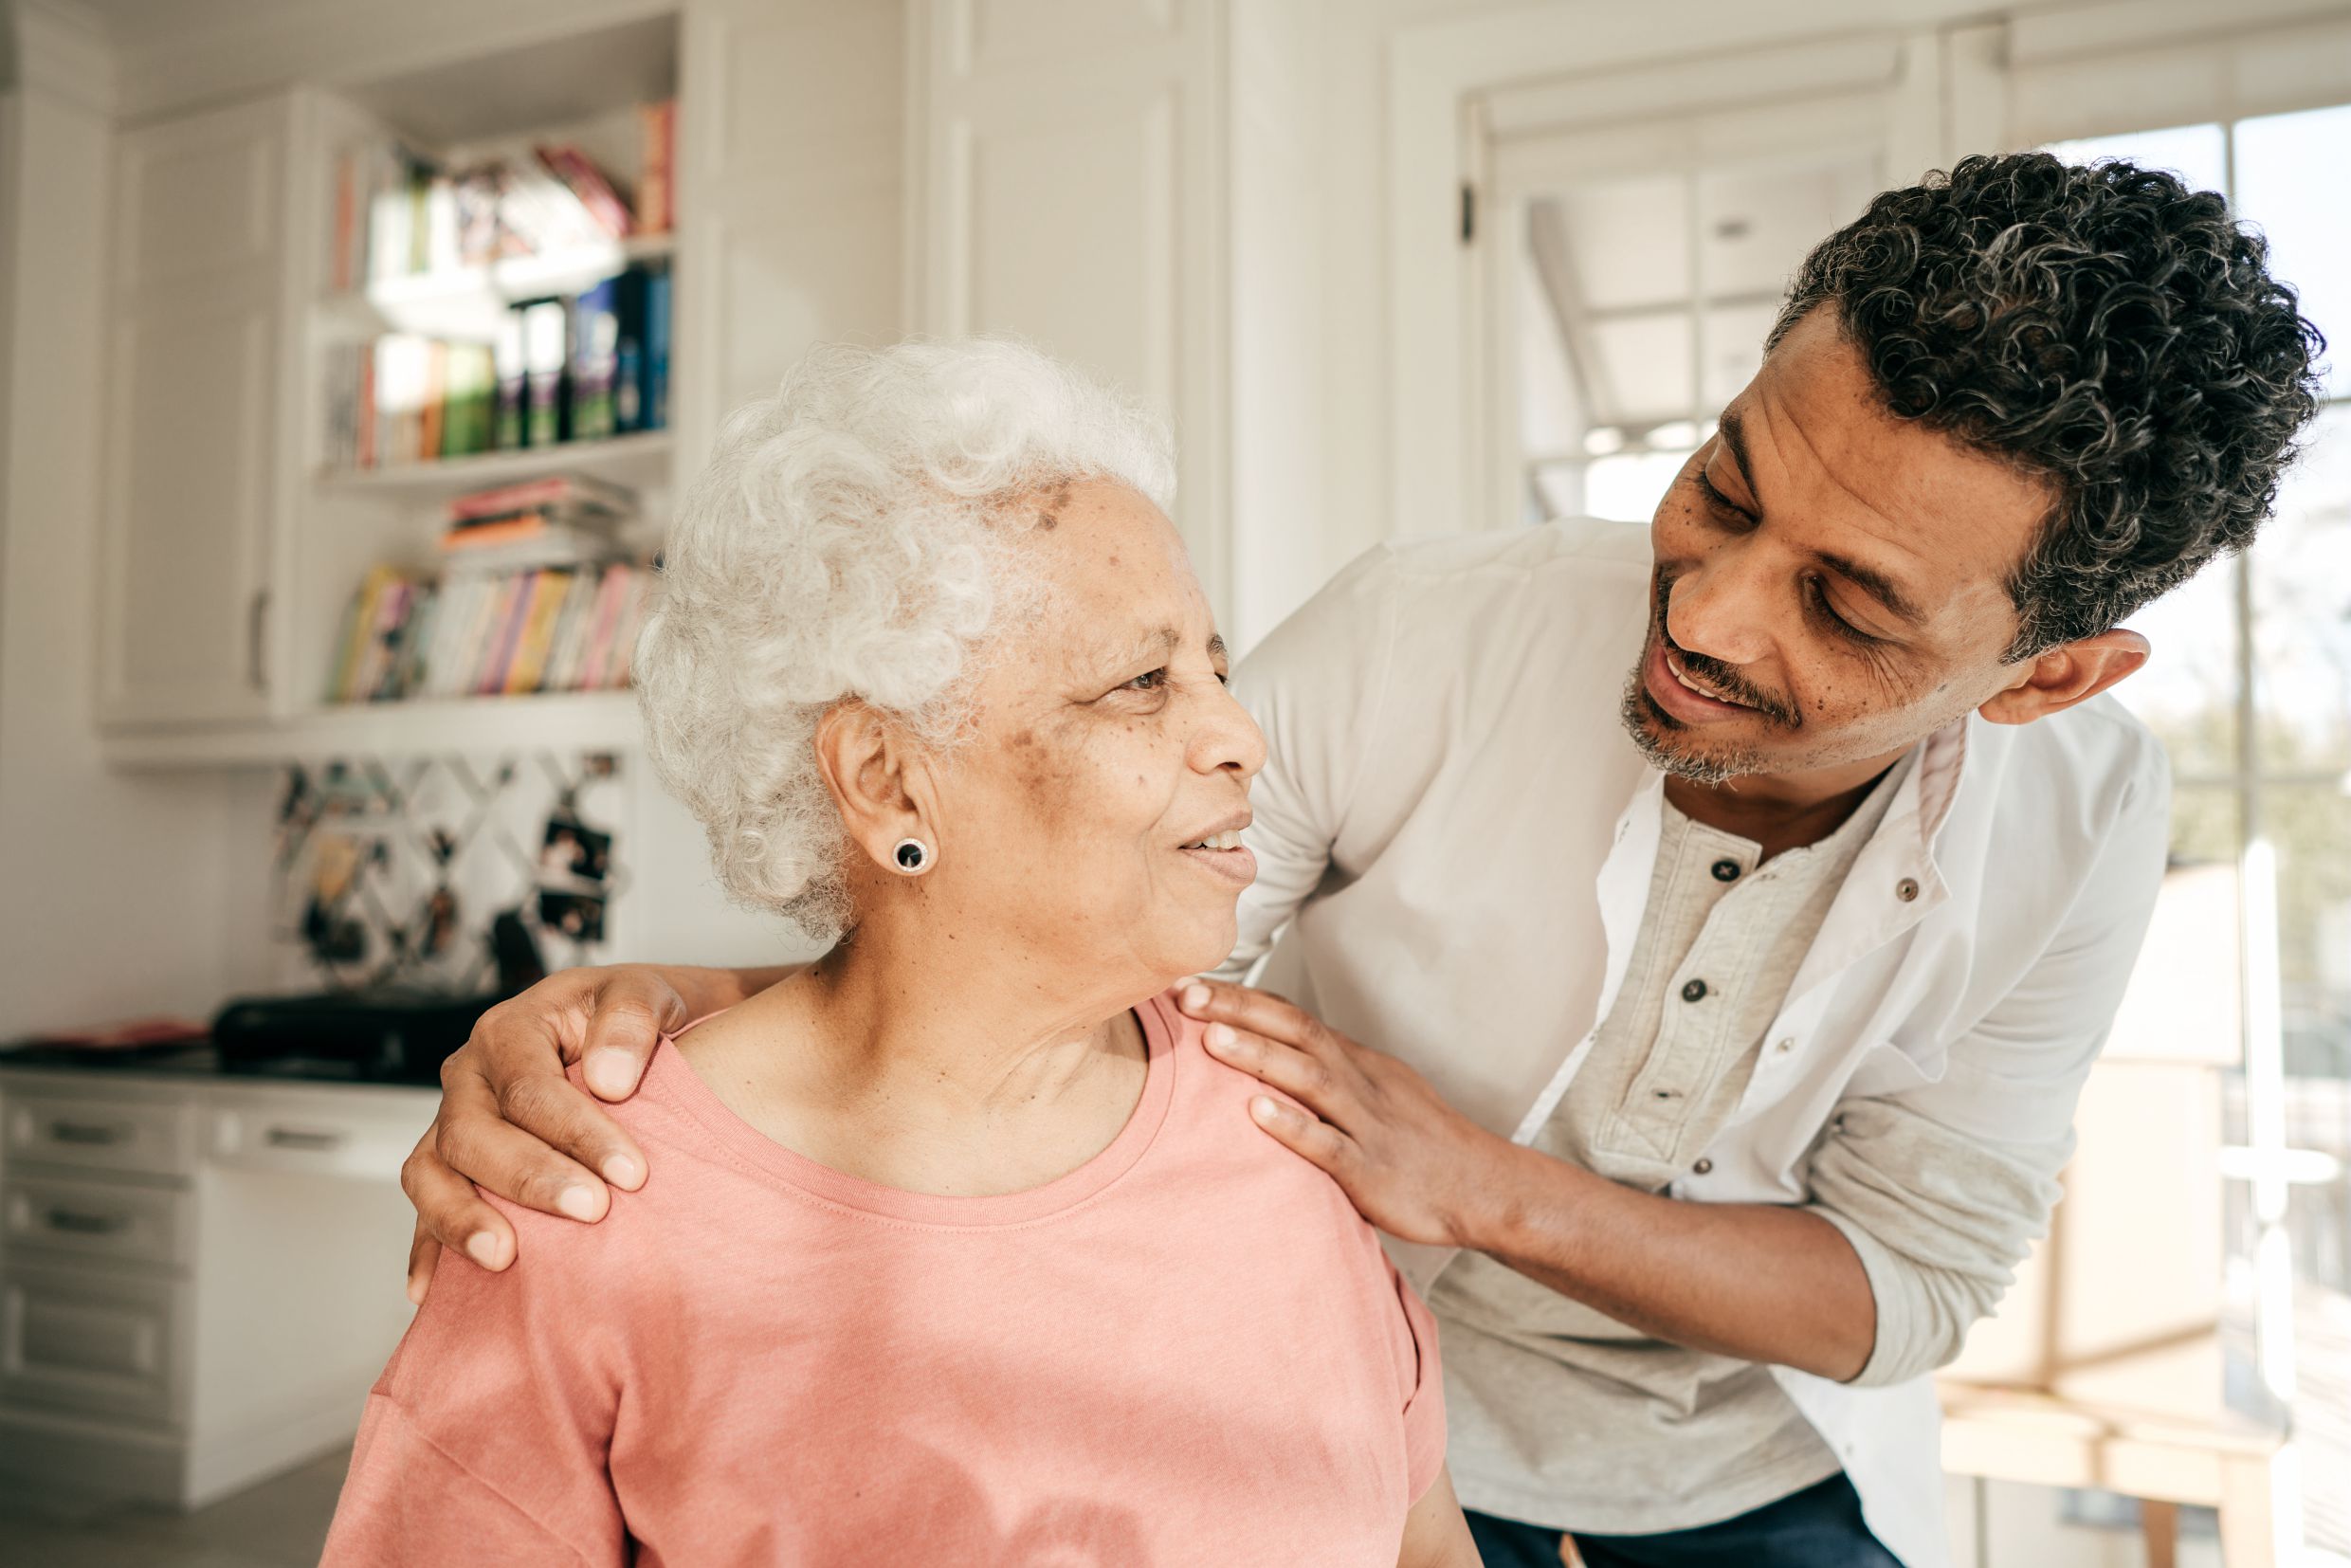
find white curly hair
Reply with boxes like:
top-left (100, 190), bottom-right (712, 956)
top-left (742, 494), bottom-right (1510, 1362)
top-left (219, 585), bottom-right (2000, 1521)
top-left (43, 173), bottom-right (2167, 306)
top-left (633, 337), bottom-right (1177, 940)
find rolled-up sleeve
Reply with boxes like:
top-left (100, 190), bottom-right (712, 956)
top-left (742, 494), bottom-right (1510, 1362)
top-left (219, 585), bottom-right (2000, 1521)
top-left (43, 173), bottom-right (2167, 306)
top-left (1807, 741), bottom-right (2172, 1388)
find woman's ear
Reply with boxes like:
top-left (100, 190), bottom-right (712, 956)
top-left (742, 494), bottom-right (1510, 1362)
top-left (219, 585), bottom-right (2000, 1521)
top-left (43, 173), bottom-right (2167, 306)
top-left (812, 702), bottom-right (937, 873)
top-left (1977, 628), bottom-right (2151, 726)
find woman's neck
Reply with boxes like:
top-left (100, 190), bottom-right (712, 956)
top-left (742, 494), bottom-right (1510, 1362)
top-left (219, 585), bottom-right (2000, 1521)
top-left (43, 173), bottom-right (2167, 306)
top-left (783, 926), bottom-right (1146, 1117)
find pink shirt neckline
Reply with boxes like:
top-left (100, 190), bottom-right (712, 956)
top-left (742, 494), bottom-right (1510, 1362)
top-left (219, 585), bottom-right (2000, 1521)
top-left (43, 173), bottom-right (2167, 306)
top-left (646, 991), bottom-right (1179, 1230)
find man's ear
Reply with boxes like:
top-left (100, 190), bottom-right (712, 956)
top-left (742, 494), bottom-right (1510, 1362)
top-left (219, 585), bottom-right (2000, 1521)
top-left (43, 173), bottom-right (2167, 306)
top-left (812, 702), bottom-right (934, 872)
top-left (1977, 629), bottom-right (2151, 726)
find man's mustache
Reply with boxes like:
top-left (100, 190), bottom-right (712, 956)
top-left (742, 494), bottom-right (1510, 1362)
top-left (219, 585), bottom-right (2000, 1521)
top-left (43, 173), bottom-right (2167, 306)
top-left (1650, 573), bottom-right (1803, 729)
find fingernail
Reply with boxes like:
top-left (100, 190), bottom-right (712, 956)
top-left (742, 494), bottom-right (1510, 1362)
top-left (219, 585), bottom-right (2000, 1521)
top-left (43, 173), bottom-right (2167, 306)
top-left (464, 1231), bottom-right (501, 1267)
top-left (1204, 1022), bottom-right (1233, 1049)
top-left (556, 1185), bottom-right (600, 1221)
top-left (586, 1049), bottom-right (637, 1097)
top-left (1182, 984), bottom-right (1210, 1012)
top-left (406, 1274), bottom-right (426, 1306)
top-left (602, 1153), bottom-right (644, 1189)
top-left (1251, 1095), bottom-right (1280, 1122)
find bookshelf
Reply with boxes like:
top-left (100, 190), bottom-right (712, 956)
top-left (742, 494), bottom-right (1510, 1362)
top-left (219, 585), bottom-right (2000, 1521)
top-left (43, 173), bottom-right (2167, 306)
top-left (314, 428), bottom-right (674, 500)
top-left (97, 13), bottom-right (685, 766)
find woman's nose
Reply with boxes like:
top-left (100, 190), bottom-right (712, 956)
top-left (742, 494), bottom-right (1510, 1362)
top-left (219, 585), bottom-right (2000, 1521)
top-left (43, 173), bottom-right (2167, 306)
top-left (1196, 681), bottom-right (1267, 781)
top-left (1666, 560), bottom-right (1775, 669)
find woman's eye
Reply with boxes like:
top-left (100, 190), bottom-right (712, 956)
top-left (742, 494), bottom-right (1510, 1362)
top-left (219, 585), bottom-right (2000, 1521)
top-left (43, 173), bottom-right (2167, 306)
top-left (1123, 668), bottom-right (1168, 693)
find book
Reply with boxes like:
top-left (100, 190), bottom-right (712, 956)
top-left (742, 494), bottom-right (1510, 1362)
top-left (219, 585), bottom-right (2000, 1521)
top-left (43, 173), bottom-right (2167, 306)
top-left (575, 564), bottom-right (630, 690)
top-left (519, 300), bottom-right (569, 447)
top-left (568, 277), bottom-right (622, 442)
top-left (503, 568), bottom-right (575, 693)
top-left (543, 567), bottom-right (603, 692)
top-left (636, 101), bottom-right (674, 234)
top-left (612, 266), bottom-right (647, 432)
top-left (474, 573), bottom-right (534, 695)
top-left (642, 263), bottom-right (671, 431)
top-left (447, 472), bottom-right (637, 523)
top-left (327, 566), bottom-right (392, 701)
top-left (493, 311), bottom-right (526, 450)
top-left (534, 144), bottom-right (631, 238)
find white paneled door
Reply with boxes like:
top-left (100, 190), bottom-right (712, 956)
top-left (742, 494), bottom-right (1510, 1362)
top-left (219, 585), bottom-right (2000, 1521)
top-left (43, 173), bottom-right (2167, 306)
top-left (96, 94), bottom-right (295, 728)
top-left (914, 0), bottom-right (1233, 621)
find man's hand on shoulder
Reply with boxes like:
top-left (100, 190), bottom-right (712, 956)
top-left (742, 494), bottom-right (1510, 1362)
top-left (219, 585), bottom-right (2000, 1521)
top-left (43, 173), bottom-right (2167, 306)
top-left (402, 965), bottom-right (720, 1304)
top-left (1179, 981), bottom-right (1519, 1249)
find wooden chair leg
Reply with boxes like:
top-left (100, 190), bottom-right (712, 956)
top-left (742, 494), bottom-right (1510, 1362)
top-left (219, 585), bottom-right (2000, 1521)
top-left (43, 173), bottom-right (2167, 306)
top-left (2140, 1499), bottom-right (2179, 1568)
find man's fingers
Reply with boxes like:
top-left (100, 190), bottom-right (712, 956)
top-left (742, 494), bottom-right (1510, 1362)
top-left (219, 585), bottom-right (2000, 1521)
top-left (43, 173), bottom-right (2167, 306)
top-left (1201, 1022), bottom-right (1341, 1106)
top-left (406, 1220), bottom-right (442, 1306)
top-left (401, 1130), bottom-right (518, 1272)
top-left (1176, 979), bottom-right (1326, 1051)
top-left (575, 971), bottom-right (688, 1102)
top-left (441, 1036), bottom-right (647, 1193)
top-left (1248, 1094), bottom-right (1358, 1174)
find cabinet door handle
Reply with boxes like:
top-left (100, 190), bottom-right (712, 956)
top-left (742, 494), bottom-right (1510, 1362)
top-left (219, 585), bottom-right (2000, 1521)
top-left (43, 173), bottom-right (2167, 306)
top-left (48, 1120), bottom-right (124, 1146)
top-left (247, 587), bottom-right (270, 692)
top-left (264, 1126), bottom-right (345, 1153)
top-left (46, 1206), bottom-right (129, 1235)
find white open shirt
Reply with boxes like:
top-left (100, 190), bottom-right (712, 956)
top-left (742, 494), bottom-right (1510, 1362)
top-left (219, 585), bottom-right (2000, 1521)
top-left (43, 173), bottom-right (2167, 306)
top-left (1216, 518), bottom-right (2172, 1568)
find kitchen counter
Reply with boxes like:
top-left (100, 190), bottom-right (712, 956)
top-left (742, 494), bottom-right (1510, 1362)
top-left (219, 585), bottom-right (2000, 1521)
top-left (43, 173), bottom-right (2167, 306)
top-left (1, 1051), bottom-right (431, 1506)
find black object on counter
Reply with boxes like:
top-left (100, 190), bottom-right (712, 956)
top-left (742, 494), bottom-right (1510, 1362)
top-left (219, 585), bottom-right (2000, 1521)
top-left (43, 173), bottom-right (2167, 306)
top-left (210, 989), bottom-right (504, 1085)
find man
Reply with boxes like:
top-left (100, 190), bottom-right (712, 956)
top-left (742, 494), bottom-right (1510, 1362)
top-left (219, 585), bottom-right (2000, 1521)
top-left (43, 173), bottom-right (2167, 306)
top-left (400, 155), bottom-right (2321, 1568)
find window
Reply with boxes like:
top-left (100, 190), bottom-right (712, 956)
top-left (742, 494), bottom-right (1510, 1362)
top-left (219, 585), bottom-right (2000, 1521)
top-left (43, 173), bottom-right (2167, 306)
top-left (2048, 104), bottom-right (2351, 1550)
top-left (1516, 151), bottom-right (1882, 523)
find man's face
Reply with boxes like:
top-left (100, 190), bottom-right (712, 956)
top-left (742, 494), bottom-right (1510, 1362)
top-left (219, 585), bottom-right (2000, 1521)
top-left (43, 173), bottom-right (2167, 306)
top-left (1624, 308), bottom-right (2059, 783)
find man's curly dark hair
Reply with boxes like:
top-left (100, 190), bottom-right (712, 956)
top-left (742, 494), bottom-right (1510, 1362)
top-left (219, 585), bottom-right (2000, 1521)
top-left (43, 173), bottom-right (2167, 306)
top-left (1768, 151), bottom-right (2325, 660)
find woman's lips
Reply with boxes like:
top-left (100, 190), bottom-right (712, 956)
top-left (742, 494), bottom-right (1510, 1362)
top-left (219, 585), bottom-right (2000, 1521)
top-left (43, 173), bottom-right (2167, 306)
top-left (1177, 844), bottom-right (1258, 886)
top-left (1644, 639), bottom-right (1756, 724)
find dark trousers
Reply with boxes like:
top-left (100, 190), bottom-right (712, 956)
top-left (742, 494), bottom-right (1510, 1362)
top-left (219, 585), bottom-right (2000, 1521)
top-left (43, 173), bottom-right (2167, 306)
top-left (1465, 1474), bottom-right (1903, 1568)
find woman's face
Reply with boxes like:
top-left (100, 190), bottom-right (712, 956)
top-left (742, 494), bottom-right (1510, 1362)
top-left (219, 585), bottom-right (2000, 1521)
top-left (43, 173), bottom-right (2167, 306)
top-left (921, 480), bottom-right (1265, 988)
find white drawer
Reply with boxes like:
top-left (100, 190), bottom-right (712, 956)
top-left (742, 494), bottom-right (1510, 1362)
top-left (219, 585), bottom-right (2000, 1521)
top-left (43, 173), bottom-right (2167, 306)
top-left (205, 1089), bottom-right (431, 1182)
top-left (3, 1173), bottom-right (189, 1267)
top-left (3, 1092), bottom-right (194, 1177)
top-left (0, 1260), bottom-right (179, 1425)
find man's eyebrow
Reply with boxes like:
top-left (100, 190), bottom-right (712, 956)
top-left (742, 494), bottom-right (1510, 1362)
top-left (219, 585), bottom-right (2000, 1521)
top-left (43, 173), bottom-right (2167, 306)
top-left (1717, 409), bottom-right (1756, 494)
top-left (1208, 633), bottom-right (1229, 664)
top-left (1716, 408), bottom-right (1925, 628)
top-left (1816, 552), bottom-right (1926, 626)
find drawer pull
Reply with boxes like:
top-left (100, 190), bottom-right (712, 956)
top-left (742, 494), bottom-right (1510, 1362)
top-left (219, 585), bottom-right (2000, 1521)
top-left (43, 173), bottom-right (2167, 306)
top-left (264, 1127), bottom-right (346, 1153)
top-left (45, 1207), bottom-right (130, 1236)
top-left (48, 1121), bottom-right (124, 1146)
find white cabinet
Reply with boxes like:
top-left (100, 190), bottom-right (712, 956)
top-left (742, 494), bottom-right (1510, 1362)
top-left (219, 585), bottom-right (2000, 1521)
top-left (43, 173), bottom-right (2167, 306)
top-left (95, 94), bottom-right (300, 729)
top-left (0, 1067), bottom-right (431, 1506)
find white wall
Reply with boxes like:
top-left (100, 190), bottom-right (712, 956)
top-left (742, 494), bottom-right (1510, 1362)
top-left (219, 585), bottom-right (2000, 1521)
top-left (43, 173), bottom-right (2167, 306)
top-left (0, 3), bottom-right (280, 1038)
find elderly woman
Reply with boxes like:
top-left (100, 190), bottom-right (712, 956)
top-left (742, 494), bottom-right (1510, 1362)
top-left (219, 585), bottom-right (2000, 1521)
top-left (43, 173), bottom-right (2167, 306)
top-left (322, 340), bottom-right (1475, 1567)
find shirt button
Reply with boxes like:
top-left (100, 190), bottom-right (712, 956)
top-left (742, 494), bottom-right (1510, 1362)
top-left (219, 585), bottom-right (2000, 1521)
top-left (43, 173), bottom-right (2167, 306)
top-left (1693, 1158), bottom-right (1714, 1175)
top-left (1711, 859), bottom-right (1741, 883)
top-left (1774, 1037), bottom-right (1795, 1054)
top-left (1681, 978), bottom-right (1709, 1003)
top-left (1896, 877), bottom-right (1921, 902)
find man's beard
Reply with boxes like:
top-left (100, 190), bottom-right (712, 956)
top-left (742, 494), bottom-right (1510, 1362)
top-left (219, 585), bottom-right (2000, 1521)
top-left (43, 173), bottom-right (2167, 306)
top-left (1618, 572), bottom-right (1796, 785)
top-left (1618, 669), bottom-right (1763, 785)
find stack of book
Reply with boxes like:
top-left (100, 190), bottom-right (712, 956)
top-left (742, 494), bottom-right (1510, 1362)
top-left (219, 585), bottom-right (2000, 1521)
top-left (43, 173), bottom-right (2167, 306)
top-left (442, 472), bottom-right (635, 571)
top-left (326, 471), bottom-right (654, 703)
top-left (327, 106), bottom-right (674, 290)
top-left (319, 260), bottom-right (671, 470)
top-left (325, 557), bottom-right (655, 704)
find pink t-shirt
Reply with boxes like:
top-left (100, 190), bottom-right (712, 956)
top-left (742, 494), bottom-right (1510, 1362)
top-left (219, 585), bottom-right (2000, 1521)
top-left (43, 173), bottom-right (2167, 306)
top-left (324, 990), bottom-right (1446, 1566)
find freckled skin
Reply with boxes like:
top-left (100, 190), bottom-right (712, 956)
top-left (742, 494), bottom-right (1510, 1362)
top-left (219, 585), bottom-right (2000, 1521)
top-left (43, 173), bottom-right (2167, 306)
top-left (1630, 308), bottom-right (2058, 786)
top-left (856, 480), bottom-right (1266, 985)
